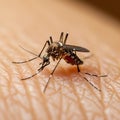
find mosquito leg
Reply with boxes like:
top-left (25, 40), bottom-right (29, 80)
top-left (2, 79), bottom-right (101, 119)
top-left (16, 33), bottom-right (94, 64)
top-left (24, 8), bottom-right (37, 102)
top-left (12, 56), bottom-right (38, 64)
top-left (38, 40), bottom-right (50, 57)
top-left (21, 66), bottom-right (43, 80)
top-left (85, 73), bottom-right (107, 77)
top-left (83, 77), bottom-right (101, 92)
top-left (21, 60), bottom-right (50, 80)
top-left (82, 70), bottom-right (107, 91)
top-left (12, 46), bottom-right (39, 64)
top-left (21, 70), bottom-right (41, 80)
top-left (74, 50), bottom-right (82, 73)
top-left (77, 67), bottom-right (101, 91)
top-left (63, 33), bottom-right (69, 44)
top-left (73, 50), bottom-right (100, 91)
top-left (43, 57), bottom-right (62, 93)
top-left (77, 64), bottom-right (101, 91)
top-left (59, 32), bottom-right (64, 43)
top-left (12, 40), bottom-right (50, 64)
top-left (50, 36), bottom-right (53, 43)
top-left (82, 71), bottom-right (107, 91)
top-left (77, 70), bottom-right (101, 92)
top-left (77, 64), bottom-right (80, 72)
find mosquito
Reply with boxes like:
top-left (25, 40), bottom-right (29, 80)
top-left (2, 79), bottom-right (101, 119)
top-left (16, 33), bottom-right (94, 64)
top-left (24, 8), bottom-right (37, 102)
top-left (12, 32), bottom-right (107, 92)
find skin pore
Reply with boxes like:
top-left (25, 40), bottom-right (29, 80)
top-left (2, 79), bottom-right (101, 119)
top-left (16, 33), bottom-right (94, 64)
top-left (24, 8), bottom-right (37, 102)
top-left (0, 0), bottom-right (120, 120)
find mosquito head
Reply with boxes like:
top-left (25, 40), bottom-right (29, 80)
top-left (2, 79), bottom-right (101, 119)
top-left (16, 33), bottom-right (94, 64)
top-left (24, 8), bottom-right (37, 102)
top-left (43, 54), bottom-right (50, 63)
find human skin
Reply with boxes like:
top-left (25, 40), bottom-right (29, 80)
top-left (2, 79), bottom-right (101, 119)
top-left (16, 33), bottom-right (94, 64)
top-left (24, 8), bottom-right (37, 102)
top-left (0, 0), bottom-right (120, 120)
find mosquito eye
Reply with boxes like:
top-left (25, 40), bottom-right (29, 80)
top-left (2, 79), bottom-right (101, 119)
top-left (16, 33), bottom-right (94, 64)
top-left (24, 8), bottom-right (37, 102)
top-left (43, 56), bottom-right (49, 62)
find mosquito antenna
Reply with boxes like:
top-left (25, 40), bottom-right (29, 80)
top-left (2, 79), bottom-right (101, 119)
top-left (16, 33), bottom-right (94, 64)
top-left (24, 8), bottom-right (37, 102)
top-left (59, 32), bottom-right (64, 43)
top-left (85, 73), bottom-right (107, 77)
top-left (64, 33), bottom-right (68, 44)
top-left (83, 77), bottom-right (101, 92)
top-left (19, 45), bottom-right (38, 56)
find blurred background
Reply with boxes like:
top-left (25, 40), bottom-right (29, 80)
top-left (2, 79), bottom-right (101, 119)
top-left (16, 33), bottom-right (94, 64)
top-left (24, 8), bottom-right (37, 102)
top-left (72, 0), bottom-right (120, 21)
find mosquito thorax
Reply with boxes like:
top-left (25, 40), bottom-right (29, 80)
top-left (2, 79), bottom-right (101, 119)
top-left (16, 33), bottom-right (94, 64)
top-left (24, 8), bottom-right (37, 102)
top-left (47, 42), bottom-right (62, 52)
top-left (46, 42), bottom-right (64, 61)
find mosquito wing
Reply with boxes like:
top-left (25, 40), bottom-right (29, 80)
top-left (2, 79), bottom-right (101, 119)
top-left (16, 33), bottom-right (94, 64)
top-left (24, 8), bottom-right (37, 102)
top-left (63, 44), bottom-right (90, 52)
